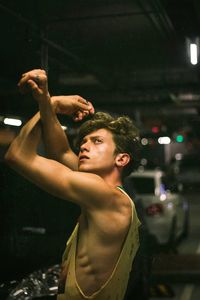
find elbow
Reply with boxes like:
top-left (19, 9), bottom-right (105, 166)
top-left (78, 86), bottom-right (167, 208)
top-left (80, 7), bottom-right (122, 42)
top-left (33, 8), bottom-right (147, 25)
top-left (4, 146), bottom-right (19, 167)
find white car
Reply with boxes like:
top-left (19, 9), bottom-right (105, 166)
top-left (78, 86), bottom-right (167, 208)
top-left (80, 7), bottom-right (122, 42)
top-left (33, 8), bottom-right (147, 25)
top-left (124, 169), bottom-right (189, 247)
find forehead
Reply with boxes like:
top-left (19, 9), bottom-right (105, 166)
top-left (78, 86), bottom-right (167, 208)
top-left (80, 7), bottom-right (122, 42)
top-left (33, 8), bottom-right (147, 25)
top-left (83, 128), bottom-right (113, 140)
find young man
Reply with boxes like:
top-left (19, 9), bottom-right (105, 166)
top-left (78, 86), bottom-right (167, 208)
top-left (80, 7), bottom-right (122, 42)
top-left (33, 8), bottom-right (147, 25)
top-left (5, 69), bottom-right (141, 300)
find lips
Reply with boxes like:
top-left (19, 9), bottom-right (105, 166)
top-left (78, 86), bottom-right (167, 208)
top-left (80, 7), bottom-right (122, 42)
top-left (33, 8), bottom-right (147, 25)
top-left (79, 155), bottom-right (89, 161)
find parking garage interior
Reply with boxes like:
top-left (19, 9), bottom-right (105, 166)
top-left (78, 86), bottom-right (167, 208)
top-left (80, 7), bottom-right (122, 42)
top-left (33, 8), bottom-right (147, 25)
top-left (0, 0), bottom-right (200, 299)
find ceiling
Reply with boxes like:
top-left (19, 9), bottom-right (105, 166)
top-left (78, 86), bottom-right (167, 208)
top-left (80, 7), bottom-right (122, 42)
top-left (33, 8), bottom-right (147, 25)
top-left (0, 0), bottom-right (200, 137)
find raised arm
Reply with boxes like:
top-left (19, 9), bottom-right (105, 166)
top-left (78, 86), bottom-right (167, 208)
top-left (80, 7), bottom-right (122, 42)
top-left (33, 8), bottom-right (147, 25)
top-left (17, 69), bottom-right (94, 170)
top-left (4, 111), bottom-right (113, 211)
top-left (5, 71), bottom-right (129, 215)
top-left (44, 94), bottom-right (94, 170)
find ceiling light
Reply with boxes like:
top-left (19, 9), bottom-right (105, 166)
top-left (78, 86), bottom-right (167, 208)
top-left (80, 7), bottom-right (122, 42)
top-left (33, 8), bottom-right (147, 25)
top-left (190, 43), bottom-right (198, 65)
top-left (186, 37), bottom-right (199, 65)
top-left (158, 136), bottom-right (171, 144)
top-left (3, 117), bottom-right (22, 127)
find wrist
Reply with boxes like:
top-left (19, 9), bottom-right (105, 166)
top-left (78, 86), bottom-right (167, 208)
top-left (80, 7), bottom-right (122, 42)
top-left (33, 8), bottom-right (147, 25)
top-left (38, 93), bottom-right (52, 113)
top-left (51, 96), bottom-right (59, 114)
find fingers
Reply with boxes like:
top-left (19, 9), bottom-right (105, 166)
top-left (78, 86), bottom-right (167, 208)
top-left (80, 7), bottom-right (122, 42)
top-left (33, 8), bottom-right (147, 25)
top-left (73, 110), bottom-right (86, 122)
top-left (77, 97), bottom-right (95, 114)
top-left (73, 111), bottom-right (84, 122)
top-left (72, 98), bottom-right (95, 122)
top-left (17, 71), bottom-right (95, 119)
top-left (26, 79), bottom-right (39, 92)
top-left (18, 69), bottom-right (47, 94)
top-left (73, 108), bottom-right (94, 122)
top-left (87, 101), bottom-right (95, 114)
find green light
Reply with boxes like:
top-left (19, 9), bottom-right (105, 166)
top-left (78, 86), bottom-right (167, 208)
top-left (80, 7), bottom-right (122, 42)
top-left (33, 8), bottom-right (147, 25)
top-left (176, 135), bottom-right (184, 143)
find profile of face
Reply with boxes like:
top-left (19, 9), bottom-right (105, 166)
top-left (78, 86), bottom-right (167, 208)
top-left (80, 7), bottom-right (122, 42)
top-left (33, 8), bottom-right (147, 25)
top-left (78, 128), bottom-right (117, 175)
top-left (78, 128), bottom-right (130, 176)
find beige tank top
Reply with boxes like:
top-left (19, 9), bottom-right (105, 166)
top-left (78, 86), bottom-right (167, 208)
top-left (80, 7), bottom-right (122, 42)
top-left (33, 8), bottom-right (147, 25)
top-left (57, 187), bottom-right (140, 300)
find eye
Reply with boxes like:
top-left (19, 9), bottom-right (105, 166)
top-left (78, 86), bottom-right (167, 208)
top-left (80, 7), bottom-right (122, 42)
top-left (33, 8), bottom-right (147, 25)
top-left (94, 137), bottom-right (103, 144)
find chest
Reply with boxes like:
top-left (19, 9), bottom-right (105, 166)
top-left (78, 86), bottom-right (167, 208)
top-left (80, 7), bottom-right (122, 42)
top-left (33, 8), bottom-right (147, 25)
top-left (76, 213), bottom-right (130, 273)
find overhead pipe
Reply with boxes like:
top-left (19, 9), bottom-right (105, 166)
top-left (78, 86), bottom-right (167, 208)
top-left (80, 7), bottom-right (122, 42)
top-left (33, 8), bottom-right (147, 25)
top-left (136, 0), bottom-right (175, 39)
top-left (150, 0), bottom-right (176, 37)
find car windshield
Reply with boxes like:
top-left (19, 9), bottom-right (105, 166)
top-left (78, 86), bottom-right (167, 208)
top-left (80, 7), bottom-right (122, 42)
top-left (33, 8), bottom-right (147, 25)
top-left (131, 177), bottom-right (155, 194)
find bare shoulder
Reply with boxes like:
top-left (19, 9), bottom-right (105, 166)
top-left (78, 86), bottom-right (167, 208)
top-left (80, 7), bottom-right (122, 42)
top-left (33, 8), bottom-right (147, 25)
top-left (87, 186), bottom-right (133, 238)
top-left (100, 186), bottom-right (132, 215)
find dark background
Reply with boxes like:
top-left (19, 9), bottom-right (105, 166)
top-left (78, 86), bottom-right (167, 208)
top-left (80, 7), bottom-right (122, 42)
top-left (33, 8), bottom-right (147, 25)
top-left (0, 0), bottom-right (200, 284)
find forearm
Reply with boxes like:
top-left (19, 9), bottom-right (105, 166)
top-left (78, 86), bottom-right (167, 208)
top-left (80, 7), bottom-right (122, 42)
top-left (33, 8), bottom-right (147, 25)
top-left (16, 69), bottom-right (93, 171)
top-left (39, 96), bottom-right (78, 170)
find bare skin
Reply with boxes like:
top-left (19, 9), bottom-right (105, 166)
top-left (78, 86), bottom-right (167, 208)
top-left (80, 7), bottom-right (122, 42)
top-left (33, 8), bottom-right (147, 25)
top-left (5, 69), bottom-right (133, 296)
top-left (76, 189), bottom-right (132, 295)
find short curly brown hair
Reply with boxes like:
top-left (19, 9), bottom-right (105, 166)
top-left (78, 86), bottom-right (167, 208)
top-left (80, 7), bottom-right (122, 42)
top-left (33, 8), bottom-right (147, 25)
top-left (76, 112), bottom-right (140, 177)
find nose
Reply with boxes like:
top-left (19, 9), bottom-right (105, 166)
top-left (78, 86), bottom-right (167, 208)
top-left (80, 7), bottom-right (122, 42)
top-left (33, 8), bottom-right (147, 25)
top-left (80, 140), bottom-right (90, 152)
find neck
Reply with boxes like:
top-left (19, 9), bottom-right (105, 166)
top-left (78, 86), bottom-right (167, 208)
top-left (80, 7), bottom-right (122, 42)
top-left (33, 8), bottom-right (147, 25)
top-left (99, 171), bottom-right (122, 188)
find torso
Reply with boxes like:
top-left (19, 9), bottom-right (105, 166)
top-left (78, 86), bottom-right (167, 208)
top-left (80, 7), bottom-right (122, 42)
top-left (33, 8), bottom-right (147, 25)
top-left (75, 187), bottom-right (132, 296)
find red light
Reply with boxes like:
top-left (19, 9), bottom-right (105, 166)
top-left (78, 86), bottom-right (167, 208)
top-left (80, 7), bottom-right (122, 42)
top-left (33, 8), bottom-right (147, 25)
top-left (146, 203), bottom-right (164, 216)
top-left (152, 126), bottom-right (159, 133)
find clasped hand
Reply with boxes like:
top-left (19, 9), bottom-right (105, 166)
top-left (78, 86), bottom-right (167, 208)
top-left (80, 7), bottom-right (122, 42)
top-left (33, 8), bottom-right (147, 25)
top-left (17, 69), bottom-right (95, 121)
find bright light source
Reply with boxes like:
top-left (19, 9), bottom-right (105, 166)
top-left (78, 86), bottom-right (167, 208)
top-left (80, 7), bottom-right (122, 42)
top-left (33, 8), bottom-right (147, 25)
top-left (190, 43), bottom-right (198, 65)
top-left (151, 126), bottom-right (159, 133)
top-left (158, 136), bottom-right (171, 144)
top-left (141, 138), bottom-right (148, 145)
top-left (49, 286), bottom-right (58, 291)
top-left (160, 194), bottom-right (167, 201)
top-left (4, 118), bottom-right (22, 127)
top-left (176, 134), bottom-right (184, 143)
top-left (175, 153), bottom-right (183, 161)
top-left (61, 125), bottom-right (67, 131)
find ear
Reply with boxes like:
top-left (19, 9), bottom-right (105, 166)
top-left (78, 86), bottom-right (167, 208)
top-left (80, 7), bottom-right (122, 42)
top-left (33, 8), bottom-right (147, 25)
top-left (115, 153), bottom-right (130, 167)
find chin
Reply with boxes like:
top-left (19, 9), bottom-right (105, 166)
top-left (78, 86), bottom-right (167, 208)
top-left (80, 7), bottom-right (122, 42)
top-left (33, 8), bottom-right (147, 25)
top-left (78, 165), bottom-right (97, 174)
top-left (78, 165), bottom-right (91, 172)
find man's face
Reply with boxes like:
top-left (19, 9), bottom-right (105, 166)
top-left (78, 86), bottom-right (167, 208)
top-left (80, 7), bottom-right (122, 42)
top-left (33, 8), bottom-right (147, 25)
top-left (78, 128), bottom-right (117, 175)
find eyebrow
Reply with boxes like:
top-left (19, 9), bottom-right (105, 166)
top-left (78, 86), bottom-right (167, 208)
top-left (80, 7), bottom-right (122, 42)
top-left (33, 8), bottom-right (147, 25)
top-left (91, 135), bottom-right (103, 139)
top-left (81, 135), bottom-right (104, 143)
